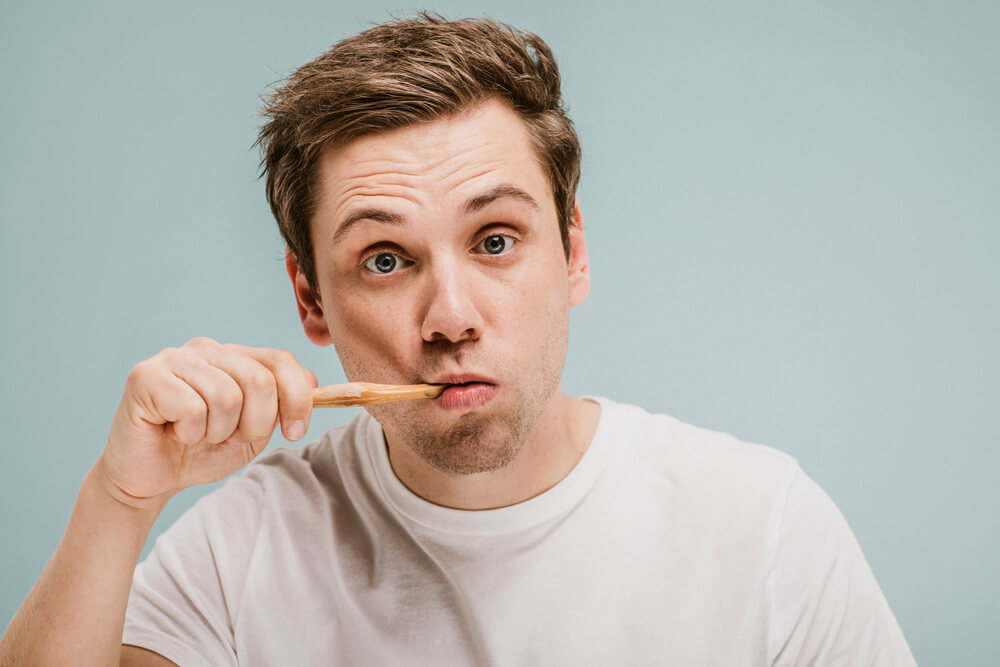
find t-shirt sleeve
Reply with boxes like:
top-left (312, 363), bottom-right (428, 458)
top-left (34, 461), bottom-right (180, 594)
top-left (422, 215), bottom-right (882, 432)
top-left (768, 464), bottom-right (916, 666)
top-left (122, 473), bottom-right (264, 667)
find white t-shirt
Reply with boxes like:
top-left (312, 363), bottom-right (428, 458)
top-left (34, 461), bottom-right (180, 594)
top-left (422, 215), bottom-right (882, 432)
top-left (123, 397), bottom-right (916, 666)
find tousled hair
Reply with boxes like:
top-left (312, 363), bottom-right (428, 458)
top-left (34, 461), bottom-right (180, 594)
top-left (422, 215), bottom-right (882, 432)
top-left (256, 13), bottom-right (581, 299)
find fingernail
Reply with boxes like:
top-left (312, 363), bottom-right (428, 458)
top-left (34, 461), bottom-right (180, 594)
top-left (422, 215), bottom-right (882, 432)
top-left (286, 420), bottom-right (307, 441)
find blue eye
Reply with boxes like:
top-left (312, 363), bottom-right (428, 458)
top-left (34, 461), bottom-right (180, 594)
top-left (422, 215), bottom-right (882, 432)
top-left (477, 234), bottom-right (515, 255)
top-left (364, 252), bottom-right (402, 274)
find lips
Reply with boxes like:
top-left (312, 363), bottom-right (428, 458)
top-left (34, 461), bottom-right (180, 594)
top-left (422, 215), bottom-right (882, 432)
top-left (429, 374), bottom-right (499, 411)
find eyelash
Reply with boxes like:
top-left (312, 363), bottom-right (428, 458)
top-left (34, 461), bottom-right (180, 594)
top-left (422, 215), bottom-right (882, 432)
top-left (474, 233), bottom-right (517, 256)
top-left (360, 231), bottom-right (519, 276)
top-left (362, 248), bottom-right (412, 275)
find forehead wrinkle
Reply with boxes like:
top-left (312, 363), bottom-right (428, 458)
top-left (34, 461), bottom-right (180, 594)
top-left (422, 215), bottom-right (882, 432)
top-left (329, 116), bottom-right (528, 189)
top-left (424, 138), bottom-right (513, 180)
top-left (327, 175), bottom-right (425, 214)
top-left (316, 176), bottom-right (426, 252)
top-left (417, 152), bottom-right (524, 209)
top-left (368, 128), bottom-right (516, 186)
top-left (316, 106), bottom-right (549, 248)
top-left (321, 151), bottom-right (427, 202)
top-left (339, 154), bottom-right (431, 179)
top-left (334, 156), bottom-right (517, 218)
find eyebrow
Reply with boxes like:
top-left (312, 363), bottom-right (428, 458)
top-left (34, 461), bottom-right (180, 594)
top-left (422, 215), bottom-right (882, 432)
top-left (330, 208), bottom-right (405, 247)
top-left (462, 183), bottom-right (539, 215)
top-left (330, 182), bottom-right (539, 247)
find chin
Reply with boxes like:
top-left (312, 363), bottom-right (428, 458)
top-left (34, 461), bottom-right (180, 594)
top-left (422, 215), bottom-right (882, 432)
top-left (372, 401), bottom-right (530, 476)
top-left (423, 414), bottom-right (528, 475)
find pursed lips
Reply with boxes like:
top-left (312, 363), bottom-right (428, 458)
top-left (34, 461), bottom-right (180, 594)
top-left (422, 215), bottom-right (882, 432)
top-left (427, 374), bottom-right (499, 411)
top-left (429, 373), bottom-right (498, 387)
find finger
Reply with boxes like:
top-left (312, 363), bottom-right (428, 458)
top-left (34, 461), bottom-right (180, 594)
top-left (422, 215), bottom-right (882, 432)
top-left (165, 351), bottom-right (245, 445)
top-left (193, 345), bottom-right (279, 451)
top-left (237, 346), bottom-right (315, 441)
top-left (127, 358), bottom-right (209, 445)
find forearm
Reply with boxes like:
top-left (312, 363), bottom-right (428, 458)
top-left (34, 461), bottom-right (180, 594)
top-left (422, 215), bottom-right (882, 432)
top-left (0, 464), bottom-right (166, 666)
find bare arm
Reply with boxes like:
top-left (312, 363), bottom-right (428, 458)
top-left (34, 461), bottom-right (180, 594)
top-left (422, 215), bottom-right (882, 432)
top-left (0, 338), bottom-right (315, 666)
top-left (120, 645), bottom-right (177, 666)
top-left (0, 466), bottom-right (164, 665)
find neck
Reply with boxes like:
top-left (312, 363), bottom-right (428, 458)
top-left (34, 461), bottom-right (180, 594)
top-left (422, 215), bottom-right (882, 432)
top-left (384, 391), bottom-right (601, 510)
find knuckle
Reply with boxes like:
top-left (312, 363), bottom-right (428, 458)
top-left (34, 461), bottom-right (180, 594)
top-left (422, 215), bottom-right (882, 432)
top-left (205, 383), bottom-right (242, 413)
top-left (182, 395), bottom-right (207, 420)
top-left (160, 346), bottom-right (183, 364)
top-left (143, 347), bottom-right (178, 369)
top-left (185, 336), bottom-right (217, 350)
top-left (246, 368), bottom-right (277, 394)
top-left (273, 349), bottom-right (297, 366)
top-left (128, 359), bottom-right (154, 383)
top-left (127, 357), bottom-right (165, 389)
top-left (220, 385), bottom-right (244, 412)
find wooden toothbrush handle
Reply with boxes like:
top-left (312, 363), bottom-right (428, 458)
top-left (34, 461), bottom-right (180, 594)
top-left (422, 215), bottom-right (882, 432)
top-left (312, 382), bottom-right (445, 408)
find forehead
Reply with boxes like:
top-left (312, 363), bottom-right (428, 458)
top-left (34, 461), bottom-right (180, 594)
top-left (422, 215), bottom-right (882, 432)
top-left (312, 99), bottom-right (554, 227)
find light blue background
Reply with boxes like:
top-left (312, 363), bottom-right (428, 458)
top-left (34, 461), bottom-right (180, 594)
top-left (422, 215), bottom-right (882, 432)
top-left (2, 1), bottom-right (997, 664)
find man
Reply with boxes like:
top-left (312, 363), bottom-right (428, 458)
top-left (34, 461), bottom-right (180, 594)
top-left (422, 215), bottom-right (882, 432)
top-left (0, 15), bottom-right (915, 666)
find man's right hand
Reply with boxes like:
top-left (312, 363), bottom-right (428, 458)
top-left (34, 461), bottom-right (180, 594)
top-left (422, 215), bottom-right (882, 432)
top-left (0, 337), bottom-right (318, 665)
top-left (97, 337), bottom-right (317, 509)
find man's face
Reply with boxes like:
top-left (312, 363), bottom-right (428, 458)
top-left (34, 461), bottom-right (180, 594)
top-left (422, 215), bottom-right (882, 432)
top-left (297, 99), bottom-right (589, 475)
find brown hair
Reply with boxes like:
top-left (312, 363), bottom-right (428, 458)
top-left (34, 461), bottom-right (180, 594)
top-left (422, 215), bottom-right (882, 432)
top-left (256, 13), bottom-right (581, 299)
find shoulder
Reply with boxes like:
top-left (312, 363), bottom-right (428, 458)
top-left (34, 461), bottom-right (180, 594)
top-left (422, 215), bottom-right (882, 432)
top-left (234, 414), bottom-right (371, 512)
top-left (594, 397), bottom-right (801, 503)
top-left (129, 415), bottom-right (372, 617)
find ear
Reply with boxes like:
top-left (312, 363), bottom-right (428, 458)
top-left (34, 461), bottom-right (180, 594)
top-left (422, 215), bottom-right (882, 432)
top-left (285, 248), bottom-right (333, 346)
top-left (567, 198), bottom-right (591, 307)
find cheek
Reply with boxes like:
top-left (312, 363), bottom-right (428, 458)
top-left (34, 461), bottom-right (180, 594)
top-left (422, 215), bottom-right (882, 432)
top-left (325, 293), bottom-right (415, 372)
top-left (501, 266), bottom-right (569, 346)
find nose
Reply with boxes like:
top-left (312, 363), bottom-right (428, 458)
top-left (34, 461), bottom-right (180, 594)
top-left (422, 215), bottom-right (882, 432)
top-left (419, 261), bottom-right (484, 344)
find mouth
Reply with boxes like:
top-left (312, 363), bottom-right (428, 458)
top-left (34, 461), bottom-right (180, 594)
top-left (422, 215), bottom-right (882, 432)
top-left (429, 375), bottom-right (499, 411)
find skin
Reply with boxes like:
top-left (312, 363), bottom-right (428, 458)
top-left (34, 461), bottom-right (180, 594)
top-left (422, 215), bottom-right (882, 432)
top-left (0, 339), bottom-right (317, 667)
top-left (288, 98), bottom-right (600, 509)
top-left (0, 98), bottom-right (597, 666)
